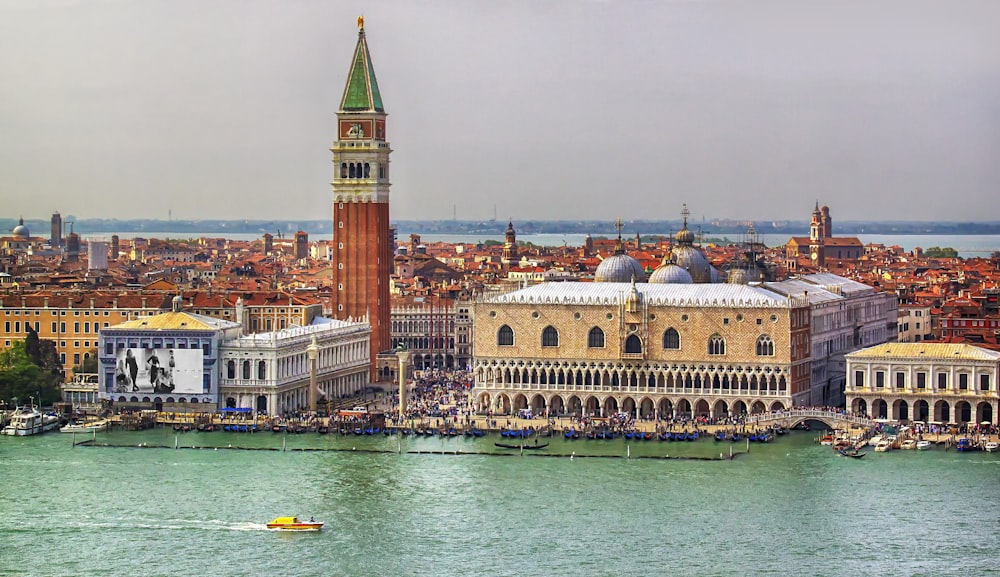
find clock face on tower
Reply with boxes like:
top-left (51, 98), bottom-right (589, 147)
top-left (811, 251), bottom-right (819, 262)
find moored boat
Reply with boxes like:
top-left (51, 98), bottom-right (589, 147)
top-left (1, 407), bottom-right (60, 436)
top-left (266, 516), bottom-right (323, 531)
top-left (60, 421), bottom-right (101, 433)
top-left (984, 441), bottom-right (999, 453)
top-left (900, 439), bottom-right (916, 450)
top-left (955, 438), bottom-right (975, 452)
top-left (915, 440), bottom-right (932, 451)
top-left (874, 440), bottom-right (892, 452)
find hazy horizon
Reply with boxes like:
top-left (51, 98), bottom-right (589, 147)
top-left (2, 0), bottom-right (997, 223)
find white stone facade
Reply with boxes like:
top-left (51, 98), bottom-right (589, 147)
top-left (219, 318), bottom-right (370, 415)
top-left (846, 342), bottom-right (1000, 424)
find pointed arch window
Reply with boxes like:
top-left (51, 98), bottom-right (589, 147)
top-left (756, 335), bottom-right (774, 356)
top-left (497, 325), bottom-right (514, 347)
top-left (624, 334), bottom-right (643, 354)
top-left (708, 334), bottom-right (726, 356)
top-left (587, 327), bottom-right (605, 348)
top-left (663, 328), bottom-right (680, 350)
top-left (541, 326), bottom-right (559, 347)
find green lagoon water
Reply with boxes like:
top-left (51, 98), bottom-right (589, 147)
top-left (1, 429), bottom-right (998, 576)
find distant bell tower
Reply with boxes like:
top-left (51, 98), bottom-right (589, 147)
top-left (502, 221), bottom-right (518, 267)
top-left (50, 211), bottom-right (63, 247)
top-left (331, 17), bottom-right (392, 379)
top-left (809, 201), bottom-right (824, 266)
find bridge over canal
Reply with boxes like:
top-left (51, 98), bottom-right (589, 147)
top-left (746, 409), bottom-right (875, 431)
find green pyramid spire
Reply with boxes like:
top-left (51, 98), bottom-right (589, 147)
top-left (340, 23), bottom-right (384, 113)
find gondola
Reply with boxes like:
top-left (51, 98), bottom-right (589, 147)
top-left (838, 448), bottom-right (865, 459)
top-left (714, 432), bottom-right (727, 442)
top-left (317, 426), bottom-right (329, 435)
top-left (495, 442), bottom-right (550, 450)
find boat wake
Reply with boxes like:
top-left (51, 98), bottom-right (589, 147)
top-left (67, 518), bottom-right (272, 532)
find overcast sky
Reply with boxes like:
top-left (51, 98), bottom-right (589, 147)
top-left (1, 0), bottom-right (998, 223)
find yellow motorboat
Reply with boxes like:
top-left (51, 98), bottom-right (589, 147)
top-left (266, 516), bottom-right (324, 531)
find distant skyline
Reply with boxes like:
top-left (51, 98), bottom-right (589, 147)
top-left (2, 0), bottom-right (997, 223)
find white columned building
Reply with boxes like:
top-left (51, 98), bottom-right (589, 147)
top-left (218, 318), bottom-right (371, 415)
top-left (846, 342), bottom-right (1000, 424)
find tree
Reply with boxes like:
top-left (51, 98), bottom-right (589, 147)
top-left (75, 348), bottom-right (99, 374)
top-left (923, 246), bottom-right (958, 258)
top-left (0, 340), bottom-right (63, 407)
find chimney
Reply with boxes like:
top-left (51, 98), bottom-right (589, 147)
top-left (43, 297), bottom-right (49, 308)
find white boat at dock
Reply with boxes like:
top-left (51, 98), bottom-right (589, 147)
top-left (985, 442), bottom-right (999, 453)
top-left (60, 421), bottom-right (103, 434)
top-left (915, 440), bottom-right (932, 451)
top-left (900, 439), bottom-right (916, 450)
top-left (874, 440), bottom-right (893, 452)
top-left (867, 435), bottom-right (884, 447)
top-left (1, 406), bottom-right (60, 436)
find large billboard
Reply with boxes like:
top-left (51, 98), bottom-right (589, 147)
top-left (111, 348), bottom-right (203, 395)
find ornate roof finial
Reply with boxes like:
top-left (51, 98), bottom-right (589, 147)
top-left (357, 15), bottom-right (364, 30)
top-left (613, 218), bottom-right (625, 255)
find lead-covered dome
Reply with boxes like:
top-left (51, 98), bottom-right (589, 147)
top-left (648, 254), bottom-right (693, 284)
top-left (11, 217), bottom-right (29, 239)
top-left (595, 253), bottom-right (646, 283)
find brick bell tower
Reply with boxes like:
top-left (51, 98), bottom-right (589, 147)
top-left (331, 17), bottom-right (392, 380)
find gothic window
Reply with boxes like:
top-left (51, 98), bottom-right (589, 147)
top-left (364, 163), bottom-right (371, 178)
top-left (587, 327), bottom-right (605, 348)
top-left (258, 361), bottom-right (266, 380)
top-left (340, 163), bottom-right (347, 178)
top-left (227, 360), bottom-right (235, 379)
top-left (497, 325), bottom-right (514, 346)
top-left (708, 334), bottom-right (726, 355)
top-left (756, 335), bottom-right (774, 356)
top-left (541, 326), bottom-right (559, 347)
top-left (662, 328), bottom-right (680, 350)
top-left (624, 334), bottom-right (642, 354)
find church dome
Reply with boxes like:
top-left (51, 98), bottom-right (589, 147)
top-left (11, 218), bottom-right (29, 239)
top-left (675, 227), bottom-right (695, 245)
top-left (648, 262), bottom-right (693, 284)
top-left (727, 269), bottom-right (748, 285)
top-left (595, 253), bottom-right (646, 283)
top-left (672, 245), bottom-right (712, 283)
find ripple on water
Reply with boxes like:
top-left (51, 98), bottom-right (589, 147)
top-left (2, 431), bottom-right (1000, 576)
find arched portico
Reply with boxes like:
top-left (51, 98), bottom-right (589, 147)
top-left (934, 400), bottom-right (950, 423)
top-left (891, 399), bottom-right (909, 421)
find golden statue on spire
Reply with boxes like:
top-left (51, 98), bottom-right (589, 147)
top-left (357, 15), bottom-right (364, 30)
